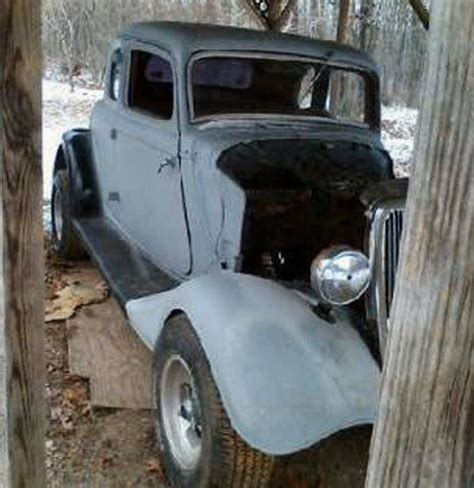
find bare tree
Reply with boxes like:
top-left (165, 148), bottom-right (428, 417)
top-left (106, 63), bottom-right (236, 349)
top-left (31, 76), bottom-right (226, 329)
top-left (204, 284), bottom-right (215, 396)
top-left (241, 0), bottom-right (298, 31)
top-left (43, 0), bottom-right (97, 90)
top-left (41, 0), bottom-right (431, 107)
top-left (366, 0), bottom-right (473, 485)
top-left (358, 0), bottom-right (376, 51)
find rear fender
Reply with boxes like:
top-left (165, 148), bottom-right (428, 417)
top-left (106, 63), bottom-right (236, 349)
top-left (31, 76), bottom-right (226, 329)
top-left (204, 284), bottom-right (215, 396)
top-left (126, 271), bottom-right (380, 455)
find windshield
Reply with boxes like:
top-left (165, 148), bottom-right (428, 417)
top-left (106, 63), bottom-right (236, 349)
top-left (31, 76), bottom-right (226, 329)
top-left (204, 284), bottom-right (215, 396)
top-left (190, 55), bottom-right (373, 127)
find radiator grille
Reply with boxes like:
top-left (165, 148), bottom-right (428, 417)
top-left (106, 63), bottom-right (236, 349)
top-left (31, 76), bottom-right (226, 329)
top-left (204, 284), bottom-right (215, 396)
top-left (383, 209), bottom-right (404, 314)
top-left (368, 202), bottom-right (405, 356)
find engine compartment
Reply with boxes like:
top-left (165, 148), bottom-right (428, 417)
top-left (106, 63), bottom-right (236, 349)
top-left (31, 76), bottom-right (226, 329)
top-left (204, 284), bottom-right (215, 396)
top-left (218, 138), bottom-right (393, 281)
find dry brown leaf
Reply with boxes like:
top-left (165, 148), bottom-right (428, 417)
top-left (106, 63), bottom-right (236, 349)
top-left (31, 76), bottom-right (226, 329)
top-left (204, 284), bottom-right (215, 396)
top-left (144, 458), bottom-right (164, 476)
top-left (80, 401), bottom-right (92, 417)
top-left (63, 385), bottom-right (87, 406)
top-left (45, 282), bottom-right (107, 322)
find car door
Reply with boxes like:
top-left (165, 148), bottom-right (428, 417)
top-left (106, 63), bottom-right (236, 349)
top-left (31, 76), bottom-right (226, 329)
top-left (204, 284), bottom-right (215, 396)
top-left (90, 43), bottom-right (124, 221)
top-left (111, 44), bottom-right (191, 276)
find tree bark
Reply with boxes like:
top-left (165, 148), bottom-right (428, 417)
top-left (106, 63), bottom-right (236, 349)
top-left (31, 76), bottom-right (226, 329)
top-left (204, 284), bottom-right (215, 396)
top-left (359, 0), bottom-right (375, 52)
top-left (366, 0), bottom-right (473, 486)
top-left (270, 0), bottom-right (298, 31)
top-left (337, 0), bottom-right (351, 43)
top-left (240, 0), bottom-right (297, 31)
top-left (0, 0), bottom-right (46, 486)
top-left (241, 0), bottom-right (271, 30)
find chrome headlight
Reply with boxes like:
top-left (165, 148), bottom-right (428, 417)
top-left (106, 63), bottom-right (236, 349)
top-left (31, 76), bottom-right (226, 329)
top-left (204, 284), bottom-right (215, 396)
top-left (310, 246), bottom-right (371, 305)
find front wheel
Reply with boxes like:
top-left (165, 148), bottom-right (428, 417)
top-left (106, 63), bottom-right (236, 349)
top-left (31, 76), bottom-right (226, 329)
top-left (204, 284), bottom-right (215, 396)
top-left (153, 315), bottom-right (274, 488)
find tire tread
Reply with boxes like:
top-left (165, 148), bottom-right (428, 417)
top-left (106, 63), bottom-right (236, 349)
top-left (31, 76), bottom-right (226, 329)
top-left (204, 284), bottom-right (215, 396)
top-left (154, 315), bottom-right (273, 488)
top-left (52, 170), bottom-right (84, 259)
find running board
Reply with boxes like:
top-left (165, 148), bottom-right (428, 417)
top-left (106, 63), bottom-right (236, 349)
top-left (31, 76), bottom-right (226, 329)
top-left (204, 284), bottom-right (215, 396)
top-left (73, 217), bottom-right (178, 307)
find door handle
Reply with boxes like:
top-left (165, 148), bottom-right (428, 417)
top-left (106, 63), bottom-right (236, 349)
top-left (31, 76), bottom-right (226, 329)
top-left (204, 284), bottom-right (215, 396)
top-left (157, 157), bottom-right (177, 173)
top-left (110, 128), bottom-right (118, 140)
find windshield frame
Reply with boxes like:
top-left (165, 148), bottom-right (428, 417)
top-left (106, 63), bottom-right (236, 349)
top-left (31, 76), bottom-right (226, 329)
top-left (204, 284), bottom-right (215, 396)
top-left (186, 50), bottom-right (380, 130)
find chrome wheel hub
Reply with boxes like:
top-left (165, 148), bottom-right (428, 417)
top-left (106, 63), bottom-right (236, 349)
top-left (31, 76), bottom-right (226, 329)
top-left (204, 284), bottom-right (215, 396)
top-left (161, 355), bottom-right (202, 469)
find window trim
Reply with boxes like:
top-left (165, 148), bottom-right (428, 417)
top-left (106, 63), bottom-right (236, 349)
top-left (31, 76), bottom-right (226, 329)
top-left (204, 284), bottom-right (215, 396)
top-left (186, 50), bottom-right (379, 130)
top-left (107, 46), bottom-right (124, 102)
top-left (124, 42), bottom-right (177, 122)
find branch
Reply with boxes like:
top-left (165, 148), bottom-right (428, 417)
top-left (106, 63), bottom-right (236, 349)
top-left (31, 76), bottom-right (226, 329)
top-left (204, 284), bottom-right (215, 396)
top-left (240, 0), bottom-right (271, 30)
top-left (239, 0), bottom-right (297, 31)
top-left (274, 0), bottom-right (298, 31)
top-left (408, 0), bottom-right (430, 30)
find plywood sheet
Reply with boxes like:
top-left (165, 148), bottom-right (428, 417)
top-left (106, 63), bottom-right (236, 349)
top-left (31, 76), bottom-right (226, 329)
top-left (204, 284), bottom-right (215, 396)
top-left (67, 298), bottom-right (153, 409)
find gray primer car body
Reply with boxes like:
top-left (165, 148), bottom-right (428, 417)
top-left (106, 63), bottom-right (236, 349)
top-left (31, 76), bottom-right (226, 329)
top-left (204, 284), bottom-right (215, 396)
top-left (91, 23), bottom-right (387, 279)
top-left (55, 22), bottom-right (397, 456)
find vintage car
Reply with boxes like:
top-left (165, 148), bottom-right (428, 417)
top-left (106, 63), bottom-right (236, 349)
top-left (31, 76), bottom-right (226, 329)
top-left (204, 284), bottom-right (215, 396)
top-left (51, 22), bottom-right (407, 487)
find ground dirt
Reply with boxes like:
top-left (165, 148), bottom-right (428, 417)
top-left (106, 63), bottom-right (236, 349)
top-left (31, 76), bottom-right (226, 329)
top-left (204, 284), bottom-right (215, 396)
top-left (45, 241), bottom-right (372, 488)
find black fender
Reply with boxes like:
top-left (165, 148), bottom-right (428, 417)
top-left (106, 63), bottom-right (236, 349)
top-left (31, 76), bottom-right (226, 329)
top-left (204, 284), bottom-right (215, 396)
top-left (54, 128), bottom-right (100, 217)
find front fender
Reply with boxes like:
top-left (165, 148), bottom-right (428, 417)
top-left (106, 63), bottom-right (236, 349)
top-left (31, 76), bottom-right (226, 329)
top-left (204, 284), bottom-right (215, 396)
top-left (59, 128), bottom-right (100, 216)
top-left (126, 271), bottom-right (379, 455)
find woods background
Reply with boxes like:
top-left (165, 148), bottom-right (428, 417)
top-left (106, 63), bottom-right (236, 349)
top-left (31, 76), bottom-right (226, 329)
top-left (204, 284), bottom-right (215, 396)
top-left (42, 0), bottom-right (428, 107)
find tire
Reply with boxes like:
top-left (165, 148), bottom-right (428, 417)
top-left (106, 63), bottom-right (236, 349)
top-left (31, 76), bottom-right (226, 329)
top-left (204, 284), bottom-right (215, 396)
top-left (51, 170), bottom-right (84, 259)
top-left (153, 315), bottom-right (274, 488)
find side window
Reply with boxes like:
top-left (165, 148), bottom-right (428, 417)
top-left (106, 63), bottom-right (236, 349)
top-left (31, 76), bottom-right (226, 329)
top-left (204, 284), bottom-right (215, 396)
top-left (109, 49), bottom-right (123, 101)
top-left (128, 50), bottom-right (174, 119)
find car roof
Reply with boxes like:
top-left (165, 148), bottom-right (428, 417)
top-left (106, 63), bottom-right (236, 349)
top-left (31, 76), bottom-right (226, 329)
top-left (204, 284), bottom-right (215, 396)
top-left (119, 22), bottom-right (379, 74)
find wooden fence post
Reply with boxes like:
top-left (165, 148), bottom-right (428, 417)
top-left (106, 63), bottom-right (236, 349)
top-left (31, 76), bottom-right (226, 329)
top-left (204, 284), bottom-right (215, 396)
top-left (366, 0), bottom-right (473, 485)
top-left (0, 0), bottom-right (46, 486)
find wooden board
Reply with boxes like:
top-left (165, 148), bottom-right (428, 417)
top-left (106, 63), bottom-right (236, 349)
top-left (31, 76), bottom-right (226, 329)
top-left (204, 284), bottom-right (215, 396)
top-left (67, 298), bottom-right (153, 409)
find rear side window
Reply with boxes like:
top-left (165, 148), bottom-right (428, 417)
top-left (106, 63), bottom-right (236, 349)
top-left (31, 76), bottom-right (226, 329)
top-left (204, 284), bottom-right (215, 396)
top-left (128, 50), bottom-right (174, 119)
top-left (109, 49), bottom-right (123, 101)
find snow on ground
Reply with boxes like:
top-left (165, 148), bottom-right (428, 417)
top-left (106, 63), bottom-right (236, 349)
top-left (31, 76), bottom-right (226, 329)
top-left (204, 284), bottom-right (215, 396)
top-left (43, 79), bottom-right (102, 201)
top-left (381, 105), bottom-right (418, 178)
top-left (42, 79), bottom-right (418, 203)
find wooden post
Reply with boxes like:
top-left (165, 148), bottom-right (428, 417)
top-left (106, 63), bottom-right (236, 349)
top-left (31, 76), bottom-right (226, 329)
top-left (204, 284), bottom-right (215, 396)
top-left (366, 0), bottom-right (473, 486)
top-left (0, 0), bottom-right (46, 486)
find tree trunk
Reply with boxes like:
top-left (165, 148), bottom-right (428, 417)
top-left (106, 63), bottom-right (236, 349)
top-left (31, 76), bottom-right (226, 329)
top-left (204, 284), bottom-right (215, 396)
top-left (366, 0), bottom-right (473, 486)
top-left (240, 0), bottom-right (271, 30)
top-left (240, 0), bottom-right (297, 31)
top-left (337, 0), bottom-right (351, 43)
top-left (0, 0), bottom-right (46, 486)
top-left (359, 0), bottom-right (375, 52)
top-left (269, 0), bottom-right (297, 31)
